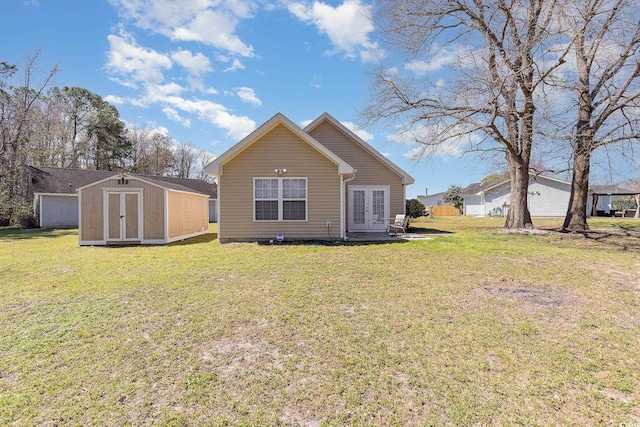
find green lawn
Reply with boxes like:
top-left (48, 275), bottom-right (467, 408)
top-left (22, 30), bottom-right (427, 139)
top-left (1, 217), bottom-right (639, 425)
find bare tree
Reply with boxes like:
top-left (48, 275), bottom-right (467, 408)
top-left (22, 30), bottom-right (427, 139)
top-left (147, 133), bottom-right (175, 176)
top-left (0, 50), bottom-right (58, 224)
top-left (558, 0), bottom-right (640, 230)
top-left (366, 0), bottom-right (568, 229)
top-left (173, 141), bottom-right (197, 178)
top-left (196, 151), bottom-right (216, 183)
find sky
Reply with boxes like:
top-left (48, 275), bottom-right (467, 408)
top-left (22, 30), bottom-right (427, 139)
top-left (4, 0), bottom-right (637, 197)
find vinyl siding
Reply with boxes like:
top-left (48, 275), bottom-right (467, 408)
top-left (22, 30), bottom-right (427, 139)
top-left (219, 124), bottom-right (341, 241)
top-left (528, 178), bottom-right (570, 217)
top-left (485, 184), bottom-right (511, 217)
top-left (307, 121), bottom-right (406, 219)
top-left (40, 195), bottom-right (78, 228)
top-left (464, 196), bottom-right (483, 216)
top-left (167, 191), bottom-right (209, 239)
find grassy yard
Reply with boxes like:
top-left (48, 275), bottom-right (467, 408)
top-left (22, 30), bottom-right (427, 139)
top-left (1, 217), bottom-right (639, 426)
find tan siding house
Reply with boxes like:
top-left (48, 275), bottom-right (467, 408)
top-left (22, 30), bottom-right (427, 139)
top-left (78, 175), bottom-right (209, 245)
top-left (205, 112), bottom-right (414, 242)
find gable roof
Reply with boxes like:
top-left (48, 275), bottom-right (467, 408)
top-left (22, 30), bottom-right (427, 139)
top-left (462, 174), bottom-right (571, 195)
top-left (204, 113), bottom-right (355, 176)
top-left (304, 112), bottom-right (415, 185)
top-left (29, 166), bottom-right (217, 198)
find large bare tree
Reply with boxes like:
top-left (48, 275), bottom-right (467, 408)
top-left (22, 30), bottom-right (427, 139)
top-left (366, 0), bottom-right (568, 229)
top-left (558, 0), bottom-right (640, 230)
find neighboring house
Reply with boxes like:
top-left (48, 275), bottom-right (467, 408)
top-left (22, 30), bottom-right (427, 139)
top-left (589, 184), bottom-right (637, 216)
top-left (462, 175), bottom-right (577, 217)
top-left (204, 112), bottom-right (414, 242)
top-left (417, 190), bottom-right (451, 208)
top-left (77, 174), bottom-right (209, 245)
top-left (29, 166), bottom-right (217, 228)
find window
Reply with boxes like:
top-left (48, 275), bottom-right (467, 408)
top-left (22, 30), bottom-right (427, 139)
top-left (254, 178), bottom-right (307, 221)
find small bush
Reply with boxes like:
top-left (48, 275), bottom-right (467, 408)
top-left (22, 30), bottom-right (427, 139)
top-left (18, 214), bottom-right (39, 229)
top-left (406, 198), bottom-right (426, 218)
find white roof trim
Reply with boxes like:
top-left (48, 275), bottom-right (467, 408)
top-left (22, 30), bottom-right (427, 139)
top-left (34, 192), bottom-right (78, 197)
top-left (304, 112), bottom-right (415, 185)
top-left (204, 112), bottom-right (355, 176)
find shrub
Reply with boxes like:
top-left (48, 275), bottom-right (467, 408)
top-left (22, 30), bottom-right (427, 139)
top-left (18, 214), bottom-right (39, 229)
top-left (406, 198), bottom-right (426, 218)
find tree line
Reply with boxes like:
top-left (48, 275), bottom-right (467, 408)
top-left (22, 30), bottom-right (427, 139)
top-left (367, 0), bottom-right (640, 231)
top-left (0, 52), bottom-right (212, 226)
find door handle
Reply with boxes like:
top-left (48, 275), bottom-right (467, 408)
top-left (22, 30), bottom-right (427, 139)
top-left (120, 215), bottom-right (125, 218)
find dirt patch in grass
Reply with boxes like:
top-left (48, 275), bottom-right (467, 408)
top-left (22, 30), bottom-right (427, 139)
top-left (479, 279), bottom-right (585, 307)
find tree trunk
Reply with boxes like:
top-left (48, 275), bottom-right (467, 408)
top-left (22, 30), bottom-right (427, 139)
top-left (634, 194), bottom-right (640, 218)
top-left (504, 153), bottom-right (533, 229)
top-left (563, 147), bottom-right (591, 231)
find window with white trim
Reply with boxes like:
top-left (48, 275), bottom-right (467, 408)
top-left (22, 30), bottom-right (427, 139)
top-left (254, 178), bottom-right (307, 221)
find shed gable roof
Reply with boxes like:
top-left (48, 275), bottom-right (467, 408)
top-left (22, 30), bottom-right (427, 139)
top-left (304, 112), bottom-right (415, 185)
top-left (204, 113), bottom-right (354, 176)
top-left (29, 166), bottom-right (217, 198)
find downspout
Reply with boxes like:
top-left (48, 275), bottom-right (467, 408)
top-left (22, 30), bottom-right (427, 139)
top-left (341, 171), bottom-right (356, 240)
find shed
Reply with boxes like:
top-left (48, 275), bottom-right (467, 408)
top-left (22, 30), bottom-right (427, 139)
top-left (77, 173), bottom-right (209, 245)
top-left (29, 166), bottom-right (217, 228)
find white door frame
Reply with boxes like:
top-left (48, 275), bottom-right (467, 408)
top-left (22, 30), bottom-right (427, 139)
top-left (348, 185), bottom-right (390, 232)
top-left (103, 190), bottom-right (143, 242)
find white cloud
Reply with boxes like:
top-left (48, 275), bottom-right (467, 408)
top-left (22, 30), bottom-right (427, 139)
top-left (289, 0), bottom-right (385, 63)
top-left (341, 121), bottom-right (373, 142)
top-left (224, 58), bottom-right (245, 72)
top-left (404, 46), bottom-right (470, 76)
top-left (104, 95), bottom-right (125, 105)
top-left (388, 123), bottom-right (482, 158)
top-left (144, 82), bottom-right (185, 102)
top-left (109, 0), bottom-right (256, 57)
top-left (106, 32), bottom-right (172, 83)
top-left (171, 49), bottom-right (212, 75)
top-left (235, 87), bottom-right (262, 106)
top-left (160, 95), bottom-right (256, 139)
top-left (107, 34), bottom-right (256, 139)
top-left (162, 107), bottom-right (192, 127)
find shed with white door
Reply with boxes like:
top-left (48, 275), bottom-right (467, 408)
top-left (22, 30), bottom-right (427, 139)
top-left (77, 173), bottom-right (209, 245)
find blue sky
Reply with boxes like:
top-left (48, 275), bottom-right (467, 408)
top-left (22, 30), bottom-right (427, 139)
top-left (4, 0), bottom-right (636, 197)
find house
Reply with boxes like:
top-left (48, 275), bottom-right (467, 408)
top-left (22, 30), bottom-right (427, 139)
top-left (77, 173), bottom-right (209, 245)
top-left (417, 190), bottom-right (450, 208)
top-left (204, 112), bottom-right (414, 242)
top-left (29, 166), bottom-right (218, 228)
top-left (589, 184), bottom-right (637, 216)
top-left (461, 175), bottom-right (576, 217)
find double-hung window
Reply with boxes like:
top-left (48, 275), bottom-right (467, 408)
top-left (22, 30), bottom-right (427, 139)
top-left (254, 178), bottom-right (307, 221)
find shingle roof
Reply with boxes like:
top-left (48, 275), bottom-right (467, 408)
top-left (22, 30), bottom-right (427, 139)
top-left (29, 166), bottom-right (217, 198)
top-left (461, 180), bottom-right (506, 195)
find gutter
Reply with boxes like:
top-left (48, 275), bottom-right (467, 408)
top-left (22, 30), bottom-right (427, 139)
top-left (341, 170), bottom-right (357, 240)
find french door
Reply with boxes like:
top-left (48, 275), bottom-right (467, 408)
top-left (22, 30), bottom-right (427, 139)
top-left (348, 186), bottom-right (389, 232)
